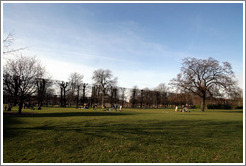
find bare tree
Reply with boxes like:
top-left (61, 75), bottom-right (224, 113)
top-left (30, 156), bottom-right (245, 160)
top-left (154, 90), bottom-right (161, 108)
top-left (3, 33), bottom-right (26, 55)
top-left (143, 88), bottom-right (152, 108)
top-left (36, 78), bottom-right (53, 108)
top-left (68, 72), bottom-right (84, 92)
top-left (3, 56), bottom-right (46, 114)
top-left (90, 85), bottom-right (100, 106)
top-left (120, 87), bottom-right (126, 107)
top-left (68, 72), bottom-right (84, 107)
top-left (130, 86), bottom-right (139, 108)
top-left (229, 87), bottom-right (243, 106)
top-left (109, 86), bottom-right (119, 106)
top-left (170, 57), bottom-right (237, 111)
top-left (81, 83), bottom-right (88, 107)
top-left (92, 69), bottom-right (117, 107)
top-left (155, 83), bottom-right (169, 107)
top-left (59, 81), bottom-right (69, 107)
top-left (3, 74), bottom-right (20, 106)
top-left (44, 88), bottom-right (55, 106)
top-left (140, 89), bottom-right (144, 108)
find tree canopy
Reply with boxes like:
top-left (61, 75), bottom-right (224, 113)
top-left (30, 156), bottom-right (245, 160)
top-left (170, 57), bottom-right (237, 111)
top-left (92, 69), bottom-right (117, 107)
top-left (3, 56), bottom-right (46, 113)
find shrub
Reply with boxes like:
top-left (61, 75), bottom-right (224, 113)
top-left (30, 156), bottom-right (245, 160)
top-left (235, 106), bottom-right (243, 109)
top-left (190, 105), bottom-right (196, 109)
top-left (207, 104), bottom-right (233, 109)
top-left (190, 105), bottom-right (200, 109)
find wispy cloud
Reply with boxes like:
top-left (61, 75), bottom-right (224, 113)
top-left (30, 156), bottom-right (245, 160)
top-left (3, 14), bottom-right (195, 88)
top-left (3, 3), bottom-right (243, 89)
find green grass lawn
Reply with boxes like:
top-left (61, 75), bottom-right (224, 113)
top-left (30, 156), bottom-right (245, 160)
top-left (3, 107), bottom-right (243, 163)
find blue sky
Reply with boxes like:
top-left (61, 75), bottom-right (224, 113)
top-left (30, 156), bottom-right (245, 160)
top-left (3, 2), bottom-right (244, 89)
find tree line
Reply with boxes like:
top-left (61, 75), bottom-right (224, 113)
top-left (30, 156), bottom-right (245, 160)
top-left (3, 55), bottom-right (242, 114)
top-left (3, 56), bottom-right (172, 113)
top-left (3, 33), bottom-right (242, 113)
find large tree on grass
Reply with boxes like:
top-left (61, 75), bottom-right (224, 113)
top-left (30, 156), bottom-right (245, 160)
top-left (155, 83), bottom-right (169, 107)
top-left (170, 57), bottom-right (237, 112)
top-left (3, 56), bottom-right (46, 114)
top-left (36, 78), bottom-right (53, 107)
top-left (92, 69), bottom-right (117, 107)
top-left (68, 72), bottom-right (84, 107)
top-left (130, 86), bottom-right (139, 108)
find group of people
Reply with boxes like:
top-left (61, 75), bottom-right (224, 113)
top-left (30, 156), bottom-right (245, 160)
top-left (92, 104), bottom-right (97, 111)
top-left (92, 104), bottom-right (122, 111)
top-left (175, 106), bottom-right (190, 112)
top-left (4, 105), bottom-right (12, 111)
top-left (103, 104), bottom-right (123, 112)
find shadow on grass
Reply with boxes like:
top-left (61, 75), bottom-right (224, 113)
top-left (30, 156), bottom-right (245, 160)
top-left (3, 111), bottom-right (136, 118)
top-left (3, 111), bottom-right (136, 140)
top-left (213, 110), bottom-right (243, 113)
top-left (4, 117), bottom-right (242, 145)
top-left (3, 117), bottom-right (23, 140)
top-left (3, 109), bottom-right (243, 163)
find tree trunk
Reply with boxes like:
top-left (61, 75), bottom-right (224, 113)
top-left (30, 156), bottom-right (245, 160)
top-left (101, 89), bottom-right (105, 108)
top-left (18, 92), bottom-right (24, 114)
top-left (201, 96), bottom-right (206, 112)
top-left (60, 87), bottom-right (63, 107)
top-left (77, 85), bottom-right (80, 108)
top-left (63, 87), bottom-right (66, 107)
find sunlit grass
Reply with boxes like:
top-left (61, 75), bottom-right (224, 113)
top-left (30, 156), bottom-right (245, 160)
top-left (3, 107), bottom-right (243, 163)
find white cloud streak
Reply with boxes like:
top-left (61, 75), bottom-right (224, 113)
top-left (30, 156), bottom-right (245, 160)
top-left (3, 4), bottom-right (243, 89)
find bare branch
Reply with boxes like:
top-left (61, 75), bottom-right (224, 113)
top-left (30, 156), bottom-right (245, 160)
top-left (169, 57), bottom-right (237, 111)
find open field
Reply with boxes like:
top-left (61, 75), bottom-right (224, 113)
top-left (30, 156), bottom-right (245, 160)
top-left (3, 107), bottom-right (243, 163)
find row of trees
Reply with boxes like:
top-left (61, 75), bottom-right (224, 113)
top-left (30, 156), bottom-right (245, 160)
top-left (3, 55), bottom-right (242, 113)
top-left (170, 57), bottom-right (242, 111)
top-left (2, 56), bottom-right (171, 113)
top-left (3, 34), bottom-right (242, 113)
